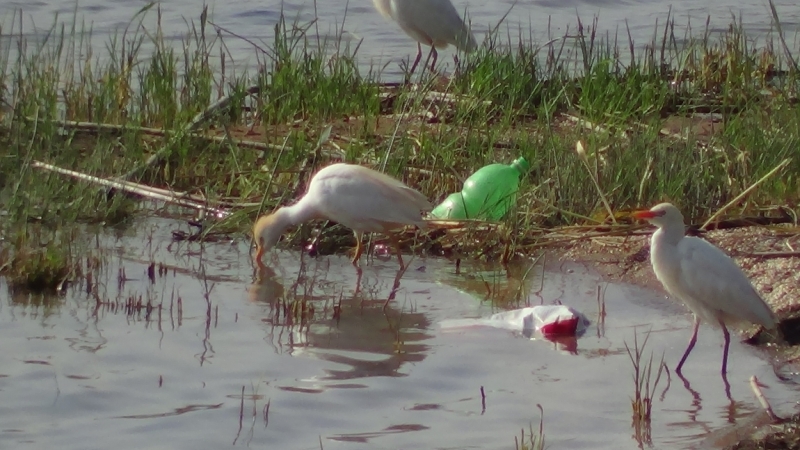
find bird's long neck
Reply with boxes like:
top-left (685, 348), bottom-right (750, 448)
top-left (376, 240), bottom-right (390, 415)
top-left (653, 222), bottom-right (685, 247)
top-left (273, 199), bottom-right (320, 229)
top-left (649, 223), bottom-right (685, 288)
top-left (650, 222), bottom-right (684, 272)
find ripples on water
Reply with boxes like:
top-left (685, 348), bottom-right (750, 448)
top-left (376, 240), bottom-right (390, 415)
top-left (0, 0), bottom-right (797, 79)
top-left (1, 0), bottom-right (800, 447)
top-left (0, 216), bottom-right (798, 449)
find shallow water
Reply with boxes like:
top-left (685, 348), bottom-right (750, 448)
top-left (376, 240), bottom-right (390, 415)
top-left (0, 216), bottom-right (797, 449)
top-left (0, 0), bottom-right (798, 80)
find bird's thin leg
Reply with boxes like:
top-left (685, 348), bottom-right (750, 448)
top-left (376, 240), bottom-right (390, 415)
top-left (389, 235), bottom-right (405, 270)
top-left (429, 47), bottom-right (439, 72)
top-left (384, 266), bottom-right (406, 310)
top-left (720, 318), bottom-right (731, 375)
top-left (351, 231), bottom-right (364, 267)
top-left (354, 264), bottom-right (364, 296)
top-left (408, 43), bottom-right (423, 78)
top-left (723, 373), bottom-right (732, 400)
top-left (676, 316), bottom-right (701, 375)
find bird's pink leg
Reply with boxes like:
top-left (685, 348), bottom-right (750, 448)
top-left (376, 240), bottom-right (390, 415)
top-left (676, 316), bottom-right (701, 375)
top-left (720, 318), bottom-right (731, 375)
top-left (429, 47), bottom-right (439, 72)
top-left (408, 43), bottom-right (423, 78)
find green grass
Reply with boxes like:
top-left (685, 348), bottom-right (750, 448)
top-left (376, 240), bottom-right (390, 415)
top-left (514, 404), bottom-right (546, 450)
top-left (625, 330), bottom-right (666, 448)
top-left (0, 225), bottom-right (78, 292)
top-left (1, 2), bottom-right (799, 289)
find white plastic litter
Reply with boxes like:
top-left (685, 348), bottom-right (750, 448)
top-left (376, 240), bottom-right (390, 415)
top-left (439, 305), bottom-right (590, 339)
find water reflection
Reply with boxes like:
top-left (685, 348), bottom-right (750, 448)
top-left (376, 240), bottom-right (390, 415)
top-left (436, 258), bottom-right (592, 354)
top-left (2, 219), bottom-right (799, 450)
top-left (330, 423), bottom-right (430, 444)
top-left (6, 287), bottom-right (64, 319)
top-left (250, 265), bottom-right (284, 302)
top-left (248, 259), bottom-right (433, 382)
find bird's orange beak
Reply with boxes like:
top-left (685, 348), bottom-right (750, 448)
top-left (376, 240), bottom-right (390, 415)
top-left (254, 240), bottom-right (266, 269)
top-left (631, 209), bottom-right (665, 219)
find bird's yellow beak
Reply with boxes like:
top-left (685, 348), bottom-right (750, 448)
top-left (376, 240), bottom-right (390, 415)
top-left (631, 209), bottom-right (664, 220)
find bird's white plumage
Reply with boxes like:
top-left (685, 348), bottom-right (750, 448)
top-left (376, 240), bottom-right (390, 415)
top-left (639, 203), bottom-right (776, 329)
top-left (651, 233), bottom-right (776, 328)
top-left (252, 163), bottom-right (431, 268)
top-left (299, 163), bottom-right (430, 233)
top-left (633, 202), bottom-right (778, 375)
top-left (373, 0), bottom-right (477, 55)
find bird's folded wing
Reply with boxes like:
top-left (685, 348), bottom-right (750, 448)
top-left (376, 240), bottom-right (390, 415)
top-left (678, 237), bottom-right (776, 328)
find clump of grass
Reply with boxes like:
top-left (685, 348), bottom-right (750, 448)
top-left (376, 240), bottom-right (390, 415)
top-left (0, 228), bottom-right (79, 292)
top-left (514, 404), bottom-right (545, 450)
top-left (728, 412), bottom-right (800, 450)
top-left (0, 0), bottom-right (798, 266)
top-left (624, 330), bottom-right (666, 448)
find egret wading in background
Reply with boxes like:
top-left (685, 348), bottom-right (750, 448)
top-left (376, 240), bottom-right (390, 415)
top-left (631, 203), bottom-right (778, 376)
top-left (253, 163), bottom-right (432, 270)
top-left (372, 0), bottom-right (478, 75)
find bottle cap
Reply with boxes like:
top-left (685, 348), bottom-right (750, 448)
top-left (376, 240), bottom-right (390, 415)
top-left (511, 157), bottom-right (530, 174)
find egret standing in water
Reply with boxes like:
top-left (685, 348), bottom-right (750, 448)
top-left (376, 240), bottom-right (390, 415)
top-left (253, 163), bottom-right (432, 269)
top-left (631, 203), bottom-right (778, 376)
top-left (372, 0), bottom-right (478, 75)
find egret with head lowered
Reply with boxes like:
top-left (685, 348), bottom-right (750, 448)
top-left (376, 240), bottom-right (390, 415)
top-left (253, 163), bottom-right (432, 269)
top-left (372, 0), bottom-right (477, 75)
top-left (631, 202), bottom-right (778, 376)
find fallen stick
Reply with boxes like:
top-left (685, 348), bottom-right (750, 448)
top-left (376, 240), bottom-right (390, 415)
top-left (740, 251), bottom-right (800, 258)
top-left (561, 113), bottom-right (622, 137)
top-left (118, 84), bottom-right (261, 182)
top-left (749, 375), bottom-right (783, 422)
top-left (699, 212), bottom-right (794, 231)
top-left (187, 84), bottom-right (261, 132)
top-left (48, 119), bottom-right (167, 137)
top-left (45, 117), bottom-right (284, 153)
top-left (200, 133), bottom-right (282, 152)
top-left (383, 86), bottom-right (494, 107)
top-left (32, 161), bottom-right (230, 218)
top-left (702, 158), bottom-right (792, 230)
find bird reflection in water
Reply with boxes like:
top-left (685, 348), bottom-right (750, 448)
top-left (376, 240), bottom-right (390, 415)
top-left (249, 263), bottom-right (284, 304)
top-left (303, 228), bottom-right (420, 306)
top-left (248, 254), bottom-right (434, 381)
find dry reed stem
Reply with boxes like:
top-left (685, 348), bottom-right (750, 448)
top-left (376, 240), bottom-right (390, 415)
top-left (702, 158), bottom-right (792, 230)
top-left (119, 84), bottom-right (261, 181)
top-left (31, 161), bottom-right (231, 217)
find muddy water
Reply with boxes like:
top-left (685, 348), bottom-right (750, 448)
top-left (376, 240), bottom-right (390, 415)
top-left (0, 216), bottom-right (797, 449)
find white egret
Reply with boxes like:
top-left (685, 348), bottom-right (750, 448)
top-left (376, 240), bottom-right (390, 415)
top-left (253, 163), bottom-right (432, 269)
top-left (372, 0), bottom-right (478, 75)
top-left (632, 202), bottom-right (778, 376)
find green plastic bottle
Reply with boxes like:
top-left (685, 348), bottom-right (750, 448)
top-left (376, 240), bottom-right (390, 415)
top-left (431, 157), bottom-right (530, 221)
